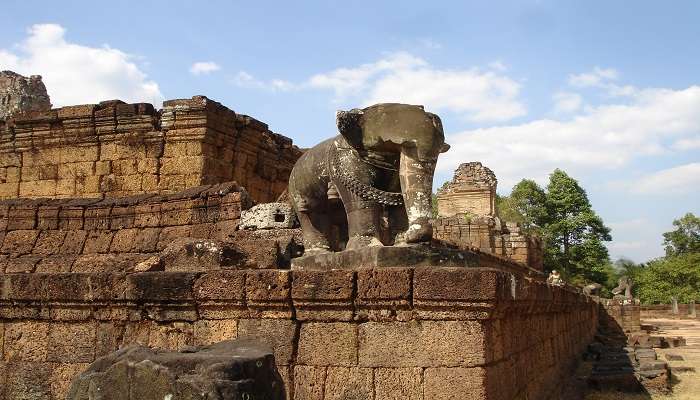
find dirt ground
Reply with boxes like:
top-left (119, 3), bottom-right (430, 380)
top-left (584, 317), bottom-right (700, 400)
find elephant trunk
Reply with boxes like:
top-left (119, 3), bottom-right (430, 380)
top-left (399, 146), bottom-right (436, 243)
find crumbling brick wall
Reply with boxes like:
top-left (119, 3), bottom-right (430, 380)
top-left (0, 96), bottom-right (301, 203)
top-left (434, 215), bottom-right (544, 271)
top-left (0, 265), bottom-right (597, 400)
top-left (0, 182), bottom-right (248, 274)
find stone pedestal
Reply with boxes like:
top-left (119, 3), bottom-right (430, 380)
top-left (291, 245), bottom-right (479, 270)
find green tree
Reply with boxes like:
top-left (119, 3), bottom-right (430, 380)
top-left (662, 212), bottom-right (700, 256)
top-left (636, 252), bottom-right (700, 304)
top-left (509, 179), bottom-right (548, 232)
top-left (543, 169), bottom-right (612, 283)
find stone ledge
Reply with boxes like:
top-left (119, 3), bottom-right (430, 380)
top-left (0, 267), bottom-right (593, 322)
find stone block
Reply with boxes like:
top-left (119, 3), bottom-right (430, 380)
top-left (292, 269), bottom-right (355, 301)
top-left (293, 365), bottom-right (327, 400)
top-left (147, 321), bottom-right (194, 350)
top-left (66, 340), bottom-right (285, 400)
top-left (59, 230), bottom-right (88, 254)
top-left (374, 368), bottom-right (424, 400)
top-left (414, 267), bottom-right (507, 302)
top-left (3, 321), bottom-right (49, 361)
top-left (156, 225), bottom-right (191, 250)
top-left (194, 270), bottom-right (246, 301)
top-left (47, 322), bottom-right (97, 363)
top-left (4, 255), bottom-right (41, 273)
top-left (132, 227), bottom-right (161, 252)
top-left (1, 229), bottom-right (39, 254)
top-left (95, 322), bottom-right (125, 358)
top-left (50, 362), bottom-right (91, 400)
top-left (297, 322), bottom-right (357, 366)
top-left (110, 228), bottom-right (138, 252)
top-left (83, 206), bottom-right (112, 230)
top-left (4, 361), bottom-right (52, 400)
top-left (424, 367), bottom-right (488, 400)
top-left (292, 269), bottom-right (355, 321)
top-left (357, 268), bottom-right (412, 305)
top-left (323, 367), bottom-right (373, 400)
top-left (192, 319), bottom-right (238, 346)
top-left (237, 319), bottom-right (298, 365)
top-left (126, 272), bottom-right (196, 301)
top-left (358, 321), bottom-right (487, 368)
top-left (246, 270), bottom-right (292, 317)
top-left (291, 245), bottom-right (475, 271)
top-left (37, 205), bottom-right (60, 230)
top-left (82, 231), bottom-right (114, 253)
top-left (32, 230), bottom-right (67, 255)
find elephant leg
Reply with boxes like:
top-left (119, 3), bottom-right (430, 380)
top-left (297, 208), bottom-right (332, 255)
top-left (344, 199), bottom-right (383, 250)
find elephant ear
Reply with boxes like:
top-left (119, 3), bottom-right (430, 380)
top-left (336, 108), bottom-right (364, 149)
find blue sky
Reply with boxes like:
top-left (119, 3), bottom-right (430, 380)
top-left (2, 1), bottom-right (699, 262)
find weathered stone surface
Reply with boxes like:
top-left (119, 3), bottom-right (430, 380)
top-left (1, 95), bottom-right (300, 202)
top-left (291, 245), bottom-right (476, 271)
top-left (0, 71), bottom-right (51, 120)
top-left (240, 202), bottom-right (298, 230)
top-left (298, 322), bottom-right (357, 366)
top-left (160, 238), bottom-right (245, 272)
top-left (66, 339), bottom-right (286, 400)
top-left (436, 162), bottom-right (497, 217)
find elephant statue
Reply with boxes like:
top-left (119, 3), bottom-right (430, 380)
top-left (288, 103), bottom-right (449, 255)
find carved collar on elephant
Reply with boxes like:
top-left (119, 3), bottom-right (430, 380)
top-left (329, 144), bottom-right (404, 206)
top-left (333, 139), bottom-right (399, 171)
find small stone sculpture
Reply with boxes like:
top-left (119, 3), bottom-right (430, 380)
top-left (584, 283), bottom-right (603, 296)
top-left (288, 103), bottom-right (449, 255)
top-left (612, 276), bottom-right (633, 299)
top-left (547, 270), bottom-right (564, 286)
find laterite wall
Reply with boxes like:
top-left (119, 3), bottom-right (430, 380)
top-left (0, 96), bottom-right (301, 203)
top-left (0, 265), bottom-right (597, 400)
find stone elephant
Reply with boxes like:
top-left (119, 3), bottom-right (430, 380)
top-left (288, 103), bottom-right (449, 255)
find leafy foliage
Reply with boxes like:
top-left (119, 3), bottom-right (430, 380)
top-left (635, 252), bottom-right (700, 304)
top-left (497, 169), bottom-right (612, 285)
top-left (662, 212), bottom-right (700, 256)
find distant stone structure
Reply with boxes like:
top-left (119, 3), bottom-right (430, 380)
top-left (0, 95), bottom-right (300, 202)
top-left (436, 162), bottom-right (496, 217)
top-left (0, 71), bottom-right (51, 120)
top-left (434, 162), bottom-right (544, 270)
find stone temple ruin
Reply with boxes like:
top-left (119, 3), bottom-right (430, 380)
top-left (435, 162), bottom-right (544, 270)
top-left (0, 83), bottom-right (678, 399)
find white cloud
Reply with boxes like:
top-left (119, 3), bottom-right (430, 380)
top-left (552, 92), bottom-right (583, 113)
top-left (231, 71), bottom-right (294, 91)
top-left (488, 61), bottom-right (508, 72)
top-left (631, 163), bottom-right (700, 195)
top-left (190, 61), bottom-right (221, 75)
top-left (672, 137), bottom-right (700, 150)
top-left (309, 52), bottom-right (526, 122)
top-left (0, 24), bottom-right (163, 107)
top-left (439, 85), bottom-right (700, 189)
top-left (307, 52), bottom-right (427, 98)
top-left (569, 67), bottom-right (619, 88)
